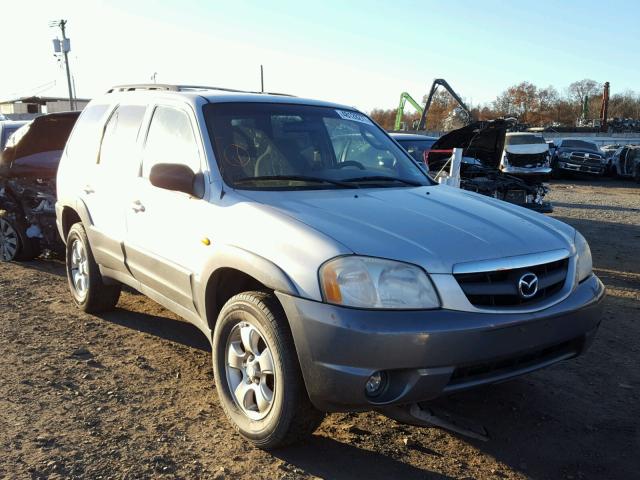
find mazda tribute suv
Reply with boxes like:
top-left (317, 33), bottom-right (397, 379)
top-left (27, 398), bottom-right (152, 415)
top-left (56, 84), bottom-right (605, 449)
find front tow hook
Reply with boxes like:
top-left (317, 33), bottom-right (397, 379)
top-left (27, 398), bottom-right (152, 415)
top-left (382, 403), bottom-right (489, 442)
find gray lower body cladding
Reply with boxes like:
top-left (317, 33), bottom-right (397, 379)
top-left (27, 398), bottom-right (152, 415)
top-left (277, 274), bottom-right (605, 412)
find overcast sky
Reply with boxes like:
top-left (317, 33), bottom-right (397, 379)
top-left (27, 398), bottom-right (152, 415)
top-left (3, 0), bottom-right (638, 112)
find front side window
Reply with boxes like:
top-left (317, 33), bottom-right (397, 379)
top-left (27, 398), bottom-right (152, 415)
top-left (99, 104), bottom-right (146, 175)
top-left (142, 106), bottom-right (201, 178)
top-left (203, 103), bottom-right (430, 190)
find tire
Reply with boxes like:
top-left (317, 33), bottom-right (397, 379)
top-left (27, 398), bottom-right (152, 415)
top-left (550, 158), bottom-right (563, 179)
top-left (65, 223), bottom-right (121, 313)
top-left (212, 291), bottom-right (324, 449)
top-left (0, 215), bottom-right (38, 262)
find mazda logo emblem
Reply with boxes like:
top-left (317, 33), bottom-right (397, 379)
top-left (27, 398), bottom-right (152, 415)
top-left (518, 272), bottom-right (538, 299)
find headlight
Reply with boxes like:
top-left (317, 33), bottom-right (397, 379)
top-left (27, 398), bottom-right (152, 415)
top-left (575, 231), bottom-right (593, 283)
top-left (559, 152), bottom-right (571, 159)
top-left (319, 256), bottom-right (440, 309)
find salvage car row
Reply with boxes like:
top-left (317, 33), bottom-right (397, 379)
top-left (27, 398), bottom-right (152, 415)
top-left (2, 109), bottom-right (637, 262)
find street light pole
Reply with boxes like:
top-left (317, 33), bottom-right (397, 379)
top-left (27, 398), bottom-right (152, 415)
top-left (52, 19), bottom-right (75, 110)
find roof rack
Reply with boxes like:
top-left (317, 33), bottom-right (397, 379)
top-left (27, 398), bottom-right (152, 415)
top-left (105, 84), bottom-right (294, 97)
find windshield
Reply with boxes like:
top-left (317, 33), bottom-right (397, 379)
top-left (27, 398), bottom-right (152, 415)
top-left (1, 126), bottom-right (22, 150)
top-left (505, 134), bottom-right (546, 145)
top-left (561, 140), bottom-right (598, 151)
top-left (203, 103), bottom-right (431, 190)
top-left (396, 139), bottom-right (437, 162)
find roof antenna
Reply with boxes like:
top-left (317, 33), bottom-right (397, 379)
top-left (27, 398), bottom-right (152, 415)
top-left (260, 65), bottom-right (264, 93)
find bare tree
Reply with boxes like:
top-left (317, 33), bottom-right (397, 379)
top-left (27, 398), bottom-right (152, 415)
top-left (567, 79), bottom-right (602, 106)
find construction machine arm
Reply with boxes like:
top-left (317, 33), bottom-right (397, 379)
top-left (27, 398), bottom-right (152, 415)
top-left (394, 92), bottom-right (424, 131)
top-left (418, 78), bottom-right (471, 130)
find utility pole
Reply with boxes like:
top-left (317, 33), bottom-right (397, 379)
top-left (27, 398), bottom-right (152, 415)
top-left (260, 65), bottom-right (264, 93)
top-left (51, 19), bottom-right (75, 110)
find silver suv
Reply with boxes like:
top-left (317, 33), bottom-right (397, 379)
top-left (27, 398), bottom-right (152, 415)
top-left (56, 84), bottom-right (605, 449)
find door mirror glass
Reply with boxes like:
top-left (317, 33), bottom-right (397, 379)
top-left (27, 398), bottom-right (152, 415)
top-left (149, 163), bottom-right (203, 197)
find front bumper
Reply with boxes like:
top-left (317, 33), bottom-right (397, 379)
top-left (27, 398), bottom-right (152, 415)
top-left (557, 161), bottom-right (605, 175)
top-left (277, 274), bottom-right (605, 412)
top-left (500, 165), bottom-right (552, 176)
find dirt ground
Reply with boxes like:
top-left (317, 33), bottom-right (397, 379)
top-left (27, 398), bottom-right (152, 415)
top-left (1, 178), bottom-right (638, 480)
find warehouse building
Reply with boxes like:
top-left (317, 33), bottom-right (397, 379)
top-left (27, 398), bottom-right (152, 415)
top-left (0, 96), bottom-right (89, 120)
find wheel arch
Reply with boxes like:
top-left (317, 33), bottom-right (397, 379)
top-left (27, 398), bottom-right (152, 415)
top-left (200, 246), bottom-right (300, 332)
top-left (56, 198), bottom-right (93, 243)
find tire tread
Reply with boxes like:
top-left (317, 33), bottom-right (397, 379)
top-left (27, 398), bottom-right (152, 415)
top-left (215, 291), bottom-right (324, 449)
top-left (66, 223), bottom-right (121, 313)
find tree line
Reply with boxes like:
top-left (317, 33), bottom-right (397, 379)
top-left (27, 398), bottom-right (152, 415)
top-left (370, 79), bottom-right (640, 131)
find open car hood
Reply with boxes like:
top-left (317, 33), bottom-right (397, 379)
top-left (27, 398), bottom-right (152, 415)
top-left (0, 111), bottom-right (79, 178)
top-left (429, 119), bottom-right (514, 170)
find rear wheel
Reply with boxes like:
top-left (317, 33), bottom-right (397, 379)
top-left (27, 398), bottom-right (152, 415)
top-left (65, 223), bottom-right (121, 312)
top-left (212, 291), bottom-right (324, 449)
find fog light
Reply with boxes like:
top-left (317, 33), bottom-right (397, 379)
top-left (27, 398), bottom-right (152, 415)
top-left (365, 371), bottom-right (386, 397)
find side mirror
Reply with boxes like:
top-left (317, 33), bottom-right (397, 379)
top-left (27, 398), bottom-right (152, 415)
top-left (149, 163), bottom-right (204, 197)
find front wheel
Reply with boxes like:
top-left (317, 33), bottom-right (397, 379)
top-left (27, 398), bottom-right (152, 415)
top-left (212, 291), bottom-right (324, 449)
top-left (0, 216), bottom-right (38, 262)
top-left (65, 223), bottom-right (121, 313)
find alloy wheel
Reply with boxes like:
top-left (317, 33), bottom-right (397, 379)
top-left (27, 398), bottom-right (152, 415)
top-left (225, 321), bottom-right (276, 420)
top-left (0, 218), bottom-right (19, 261)
top-left (70, 239), bottom-right (89, 298)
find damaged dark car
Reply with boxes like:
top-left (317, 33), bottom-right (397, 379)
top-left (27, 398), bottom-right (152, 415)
top-left (425, 119), bottom-right (552, 213)
top-left (0, 111), bottom-right (79, 261)
top-left (551, 138), bottom-right (606, 176)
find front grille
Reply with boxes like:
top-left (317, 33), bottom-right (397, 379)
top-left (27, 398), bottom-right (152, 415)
top-left (448, 339), bottom-right (580, 387)
top-left (569, 152), bottom-right (603, 166)
top-left (454, 258), bottom-right (569, 307)
top-left (507, 152), bottom-right (548, 167)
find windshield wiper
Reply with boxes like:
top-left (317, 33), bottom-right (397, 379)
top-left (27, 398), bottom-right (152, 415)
top-left (234, 175), bottom-right (355, 188)
top-left (342, 175), bottom-right (423, 187)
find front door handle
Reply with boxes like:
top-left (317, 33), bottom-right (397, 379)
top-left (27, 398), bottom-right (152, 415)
top-left (131, 200), bottom-right (145, 213)
top-left (83, 185), bottom-right (94, 194)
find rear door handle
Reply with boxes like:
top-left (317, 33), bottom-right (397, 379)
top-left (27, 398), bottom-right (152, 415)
top-left (131, 200), bottom-right (145, 213)
top-left (83, 185), bottom-right (94, 194)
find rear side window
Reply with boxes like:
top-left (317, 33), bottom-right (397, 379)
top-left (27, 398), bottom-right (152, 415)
top-left (64, 104), bottom-right (109, 164)
top-left (142, 106), bottom-right (200, 178)
top-left (99, 105), bottom-right (146, 175)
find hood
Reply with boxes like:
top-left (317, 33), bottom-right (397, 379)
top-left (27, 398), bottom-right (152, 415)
top-left (238, 185), bottom-right (575, 274)
top-left (428, 119), bottom-right (515, 170)
top-left (0, 112), bottom-right (78, 177)
top-left (504, 143), bottom-right (549, 155)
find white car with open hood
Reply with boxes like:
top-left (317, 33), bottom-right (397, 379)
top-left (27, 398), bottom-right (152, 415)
top-left (499, 132), bottom-right (552, 177)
